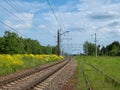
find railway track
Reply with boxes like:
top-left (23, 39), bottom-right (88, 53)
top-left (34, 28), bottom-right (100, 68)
top-left (0, 60), bottom-right (65, 86)
top-left (86, 63), bottom-right (120, 86)
top-left (0, 58), bottom-right (73, 90)
top-left (80, 63), bottom-right (93, 90)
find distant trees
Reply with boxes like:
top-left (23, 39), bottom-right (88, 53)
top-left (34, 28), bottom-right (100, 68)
top-left (101, 41), bottom-right (120, 56)
top-left (0, 31), bottom-right (57, 54)
top-left (83, 41), bottom-right (96, 56)
top-left (3, 31), bottom-right (25, 54)
top-left (83, 41), bottom-right (120, 56)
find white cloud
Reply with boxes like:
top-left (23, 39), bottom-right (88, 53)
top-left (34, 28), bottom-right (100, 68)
top-left (52, 0), bottom-right (120, 49)
top-left (4, 13), bottom-right (34, 30)
top-left (13, 1), bottom-right (48, 13)
top-left (1, 0), bottom-right (120, 48)
top-left (38, 24), bottom-right (46, 29)
top-left (59, 1), bottom-right (78, 12)
top-left (15, 13), bottom-right (34, 22)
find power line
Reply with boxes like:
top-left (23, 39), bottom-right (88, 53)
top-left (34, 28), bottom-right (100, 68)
top-left (52, 0), bottom-right (66, 30)
top-left (11, 0), bottom-right (25, 13)
top-left (0, 20), bottom-right (27, 38)
top-left (0, 2), bottom-right (24, 23)
top-left (1, 20), bottom-right (55, 45)
top-left (46, 0), bottom-right (62, 29)
top-left (0, 1), bottom-right (54, 47)
top-left (0, 20), bottom-right (55, 46)
top-left (1, 0), bottom-right (57, 46)
top-left (5, 0), bottom-right (21, 13)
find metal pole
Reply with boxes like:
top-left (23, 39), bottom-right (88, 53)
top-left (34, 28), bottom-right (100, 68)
top-left (57, 30), bottom-right (70, 56)
top-left (57, 30), bottom-right (60, 56)
top-left (86, 44), bottom-right (88, 56)
top-left (95, 33), bottom-right (97, 57)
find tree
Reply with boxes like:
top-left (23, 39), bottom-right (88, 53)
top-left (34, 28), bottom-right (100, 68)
top-left (107, 41), bottom-right (120, 56)
top-left (3, 31), bottom-right (25, 54)
top-left (100, 41), bottom-right (120, 56)
top-left (83, 41), bottom-right (96, 56)
top-left (100, 46), bottom-right (106, 55)
top-left (0, 37), bottom-right (5, 53)
top-left (0, 31), bottom-right (58, 55)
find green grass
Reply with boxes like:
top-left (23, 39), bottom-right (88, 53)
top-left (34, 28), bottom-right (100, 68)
top-left (76, 62), bottom-right (87, 90)
top-left (75, 56), bottom-right (120, 90)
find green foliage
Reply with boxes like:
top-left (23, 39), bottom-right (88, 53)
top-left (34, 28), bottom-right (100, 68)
top-left (0, 54), bottom-right (63, 75)
top-left (3, 31), bottom-right (22, 54)
top-left (101, 41), bottom-right (120, 56)
top-left (0, 31), bottom-right (57, 54)
top-left (0, 37), bottom-right (5, 53)
top-left (83, 41), bottom-right (120, 56)
top-left (75, 56), bottom-right (120, 90)
top-left (83, 41), bottom-right (96, 56)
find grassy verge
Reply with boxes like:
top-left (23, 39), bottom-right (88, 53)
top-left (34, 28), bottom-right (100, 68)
top-left (75, 56), bottom-right (120, 90)
top-left (75, 61), bottom-right (88, 90)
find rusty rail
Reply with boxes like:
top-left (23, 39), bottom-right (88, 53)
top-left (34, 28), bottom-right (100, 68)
top-left (0, 58), bottom-right (70, 89)
top-left (80, 63), bottom-right (93, 90)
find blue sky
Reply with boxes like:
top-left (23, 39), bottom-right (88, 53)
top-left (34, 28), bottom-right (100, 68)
top-left (0, 0), bottom-right (120, 54)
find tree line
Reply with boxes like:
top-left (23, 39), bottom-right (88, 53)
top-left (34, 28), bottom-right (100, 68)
top-left (0, 31), bottom-right (57, 54)
top-left (83, 41), bottom-right (120, 56)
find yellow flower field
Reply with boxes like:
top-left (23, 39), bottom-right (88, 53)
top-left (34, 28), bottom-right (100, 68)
top-left (0, 54), bottom-right (63, 75)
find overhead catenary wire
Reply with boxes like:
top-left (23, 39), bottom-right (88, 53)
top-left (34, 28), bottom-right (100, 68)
top-left (11, 1), bottom-right (54, 42)
top-left (0, 20), bottom-right (27, 38)
top-left (10, 0), bottom-right (25, 13)
top-left (47, 0), bottom-right (71, 55)
top-left (52, 0), bottom-right (66, 30)
top-left (0, 20), bottom-right (55, 45)
top-left (5, 0), bottom-right (21, 13)
top-left (46, 0), bottom-right (62, 30)
top-left (5, 23), bottom-right (55, 45)
top-left (0, 3), bottom-right (24, 24)
top-left (0, 0), bottom-right (56, 45)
